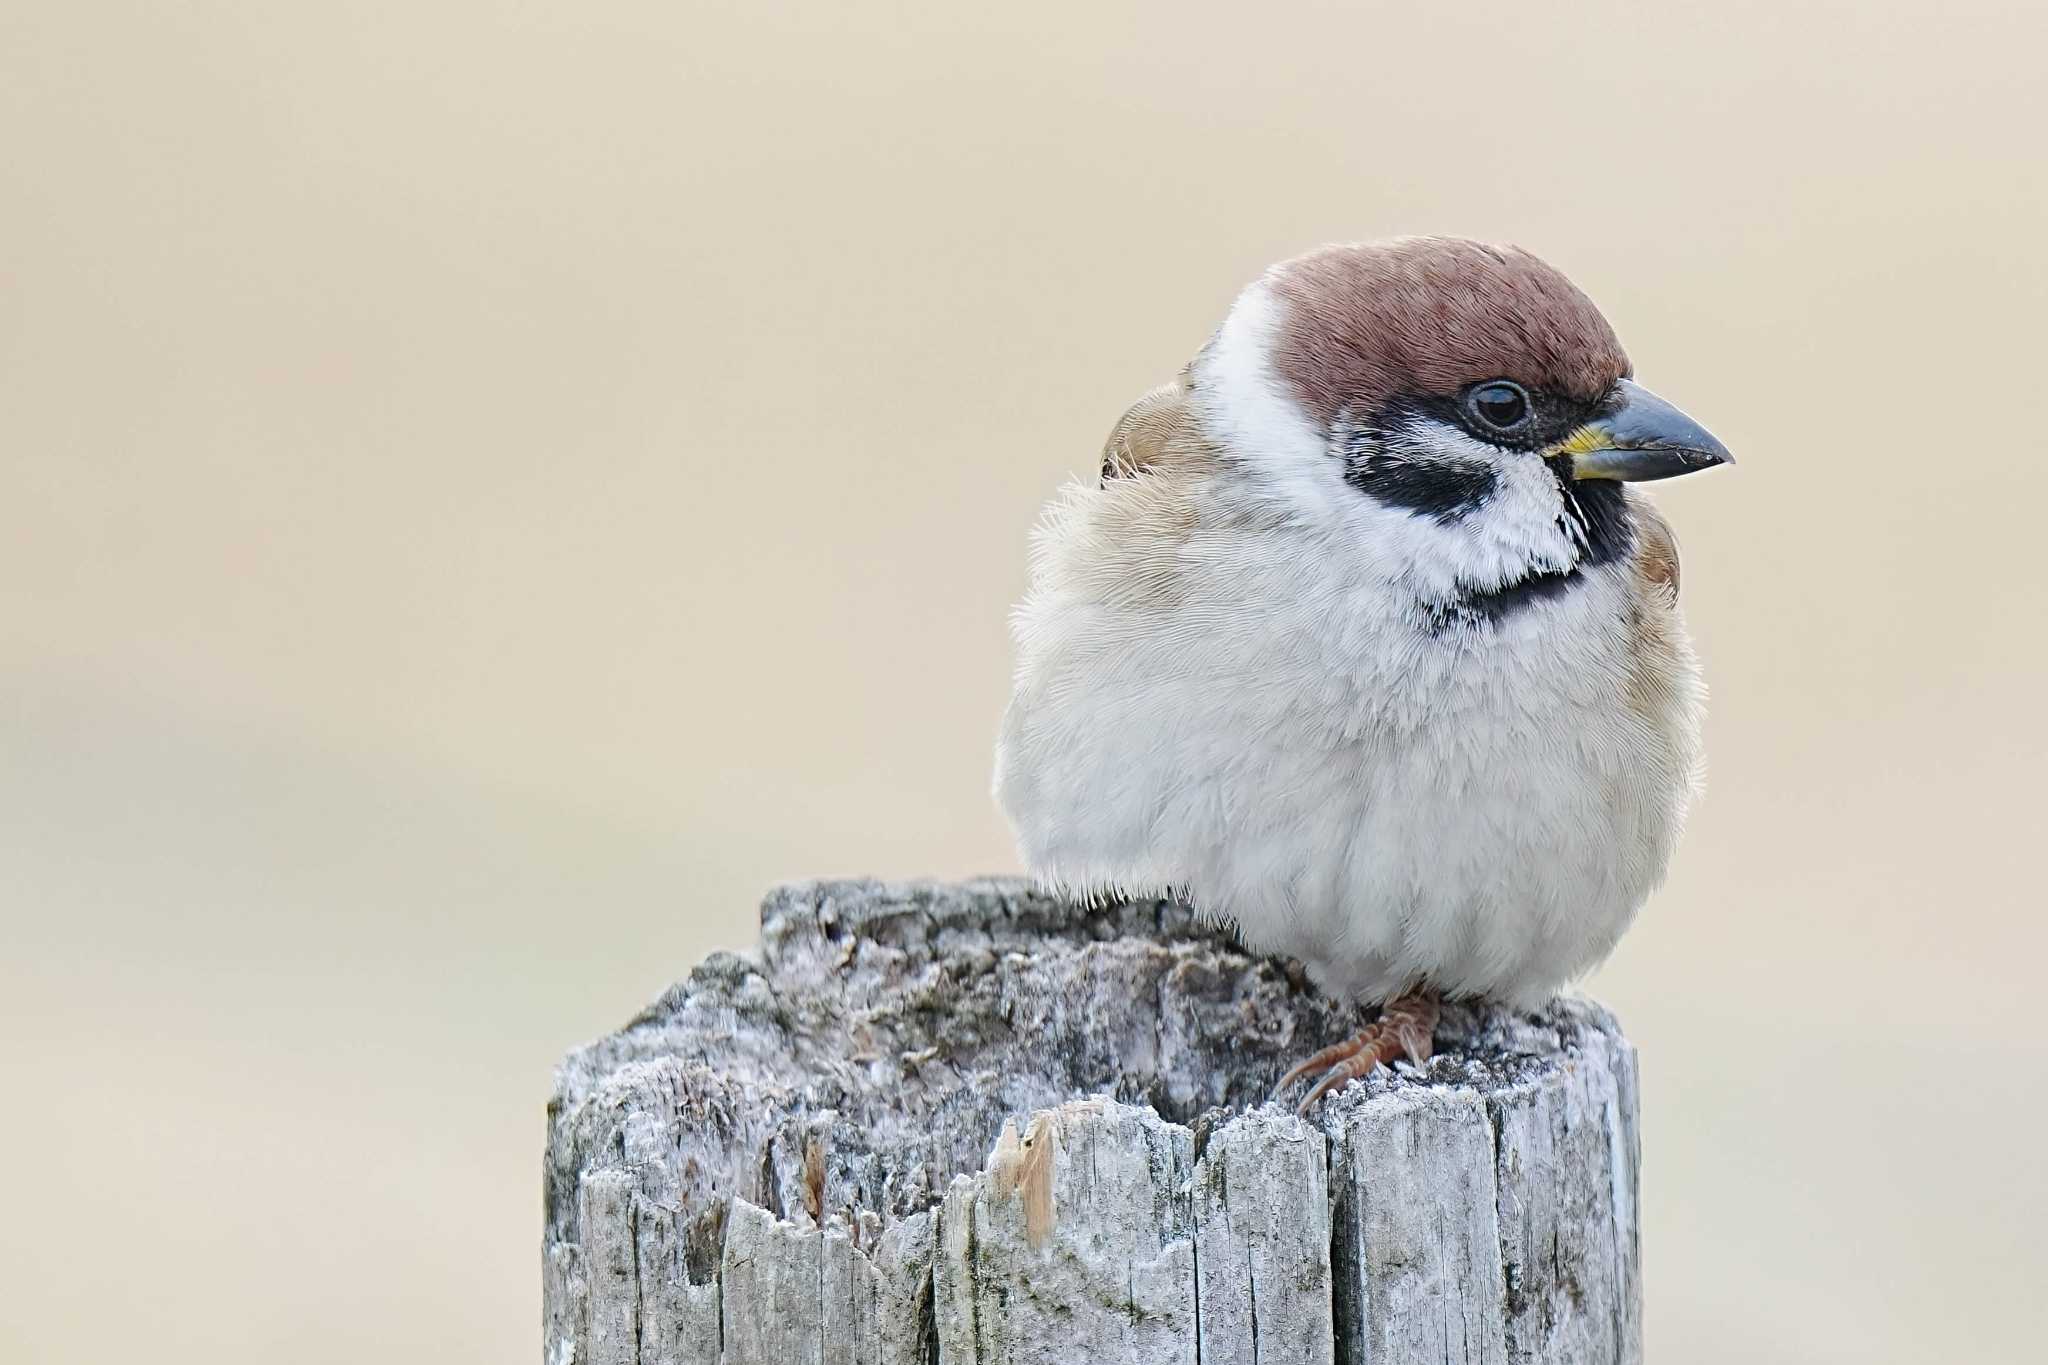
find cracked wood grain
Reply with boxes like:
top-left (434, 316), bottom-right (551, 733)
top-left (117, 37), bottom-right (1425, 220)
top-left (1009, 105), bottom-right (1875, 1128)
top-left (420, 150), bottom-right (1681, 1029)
top-left (543, 879), bottom-right (1640, 1364)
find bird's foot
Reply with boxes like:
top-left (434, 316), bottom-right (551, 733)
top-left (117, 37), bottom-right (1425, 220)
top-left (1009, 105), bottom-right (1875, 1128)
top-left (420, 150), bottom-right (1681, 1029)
top-left (1275, 988), bottom-right (1441, 1115)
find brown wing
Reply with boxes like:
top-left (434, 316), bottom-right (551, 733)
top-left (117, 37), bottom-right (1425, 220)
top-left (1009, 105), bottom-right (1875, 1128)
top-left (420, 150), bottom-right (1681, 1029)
top-left (1100, 373), bottom-right (1199, 483)
top-left (1631, 494), bottom-right (1682, 604)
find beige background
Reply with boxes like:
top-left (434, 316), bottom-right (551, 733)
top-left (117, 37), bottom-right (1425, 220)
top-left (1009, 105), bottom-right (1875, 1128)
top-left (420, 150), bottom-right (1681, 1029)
top-left (4, 2), bottom-right (2045, 1361)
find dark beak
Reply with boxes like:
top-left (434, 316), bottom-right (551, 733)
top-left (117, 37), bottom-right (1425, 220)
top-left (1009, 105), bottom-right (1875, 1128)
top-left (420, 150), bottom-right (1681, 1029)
top-left (1561, 378), bottom-right (1733, 482)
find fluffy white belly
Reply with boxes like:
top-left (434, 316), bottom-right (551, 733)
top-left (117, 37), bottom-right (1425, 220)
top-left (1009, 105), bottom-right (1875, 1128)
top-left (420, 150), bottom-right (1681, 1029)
top-left (997, 563), bottom-right (1699, 1009)
top-left (1197, 700), bottom-right (1679, 1009)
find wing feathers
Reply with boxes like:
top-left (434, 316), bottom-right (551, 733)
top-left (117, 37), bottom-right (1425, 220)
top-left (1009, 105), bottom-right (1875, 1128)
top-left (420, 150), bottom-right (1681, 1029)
top-left (1630, 495), bottom-right (1682, 603)
top-left (1100, 373), bottom-right (1199, 482)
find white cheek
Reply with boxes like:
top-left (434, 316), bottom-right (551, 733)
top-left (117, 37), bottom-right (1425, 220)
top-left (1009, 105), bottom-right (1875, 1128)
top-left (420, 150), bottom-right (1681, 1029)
top-left (1346, 456), bottom-right (1582, 601)
top-left (1431, 442), bottom-right (1583, 591)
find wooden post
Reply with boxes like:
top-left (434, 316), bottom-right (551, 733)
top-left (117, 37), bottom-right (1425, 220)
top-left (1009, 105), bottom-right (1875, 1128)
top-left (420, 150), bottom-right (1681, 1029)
top-left (544, 880), bottom-right (1641, 1364)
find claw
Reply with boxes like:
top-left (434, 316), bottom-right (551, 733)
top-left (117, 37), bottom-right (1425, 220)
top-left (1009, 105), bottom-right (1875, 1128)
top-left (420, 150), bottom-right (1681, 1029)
top-left (1275, 989), bottom-right (1442, 1114)
top-left (1274, 1030), bottom-right (1377, 1096)
top-left (1295, 1025), bottom-right (1401, 1114)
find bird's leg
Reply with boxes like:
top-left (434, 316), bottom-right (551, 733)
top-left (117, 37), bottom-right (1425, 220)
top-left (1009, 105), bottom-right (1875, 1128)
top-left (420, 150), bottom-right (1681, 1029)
top-left (1275, 987), bottom-right (1440, 1115)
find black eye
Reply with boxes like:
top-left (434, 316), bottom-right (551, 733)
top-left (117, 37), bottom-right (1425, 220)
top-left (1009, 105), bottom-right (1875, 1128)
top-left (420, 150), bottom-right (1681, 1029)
top-left (1465, 381), bottom-right (1531, 433)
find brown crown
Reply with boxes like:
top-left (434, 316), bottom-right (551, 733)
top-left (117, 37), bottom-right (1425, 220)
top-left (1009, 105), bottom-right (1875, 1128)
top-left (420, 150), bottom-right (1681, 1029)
top-left (1266, 237), bottom-right (1631, 425)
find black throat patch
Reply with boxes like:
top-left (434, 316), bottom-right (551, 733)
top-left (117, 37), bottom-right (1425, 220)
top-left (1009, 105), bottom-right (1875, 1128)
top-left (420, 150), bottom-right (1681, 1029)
top-left (1423, 565), bottom-right (1583, 631)
top-left (1550, 461), bottom-right (1634, 569)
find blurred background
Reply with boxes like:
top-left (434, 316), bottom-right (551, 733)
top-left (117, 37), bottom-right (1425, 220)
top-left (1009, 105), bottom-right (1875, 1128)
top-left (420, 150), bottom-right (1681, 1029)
top-left (4, 2), bottom-right (2045, 1361)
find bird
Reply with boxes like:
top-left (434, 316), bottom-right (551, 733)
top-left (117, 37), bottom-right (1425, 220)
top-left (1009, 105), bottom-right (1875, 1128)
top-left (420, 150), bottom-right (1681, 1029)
top-left (993, 237), bottom-right (1730, 1112)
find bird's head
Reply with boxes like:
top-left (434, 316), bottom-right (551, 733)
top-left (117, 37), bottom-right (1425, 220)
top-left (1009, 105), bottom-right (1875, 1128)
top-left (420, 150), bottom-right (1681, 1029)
top-left (1184, 237), bottom-right (1730, 615)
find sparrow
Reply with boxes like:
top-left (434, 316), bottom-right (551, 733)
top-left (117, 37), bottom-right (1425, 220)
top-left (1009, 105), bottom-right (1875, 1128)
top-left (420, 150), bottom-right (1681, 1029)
top-left (993, 237), bottom-right (1730, 1111)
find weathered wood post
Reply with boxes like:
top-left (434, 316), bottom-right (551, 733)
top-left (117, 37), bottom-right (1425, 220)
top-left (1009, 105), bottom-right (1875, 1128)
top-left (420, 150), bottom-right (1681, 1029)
top-left (544, 880), bottom-right (1641, 1365)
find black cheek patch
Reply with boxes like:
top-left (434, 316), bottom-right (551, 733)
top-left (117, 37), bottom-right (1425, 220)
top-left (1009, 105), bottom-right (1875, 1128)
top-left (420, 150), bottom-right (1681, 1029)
top-left (1345, 451), bottom-right (1498, 524)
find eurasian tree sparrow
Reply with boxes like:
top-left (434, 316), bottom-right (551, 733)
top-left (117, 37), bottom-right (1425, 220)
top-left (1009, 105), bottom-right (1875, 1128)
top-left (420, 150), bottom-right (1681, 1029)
top-left (994, 237), bottom-right (1730, 1110)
